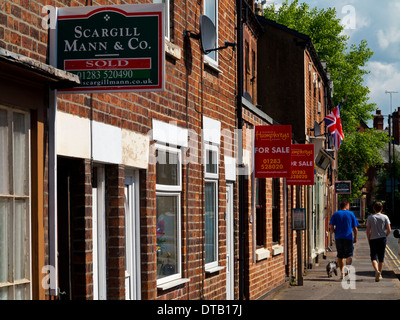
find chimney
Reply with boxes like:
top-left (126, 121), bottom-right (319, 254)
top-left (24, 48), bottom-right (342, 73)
top-left (392, 107), bottom-right (400, 144)
top-left (373, 109), bottom-right (384, 130)
top-left (255, 2), bottom-right (262, 15)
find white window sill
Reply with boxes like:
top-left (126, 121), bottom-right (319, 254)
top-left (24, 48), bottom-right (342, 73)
top-left (272, 244), bottom-right (284, 256)
top-left (205, 266), bottom-right (225, 274)
top-left (204, 59), bottom-right (223, 74)
top-left (255, 248), bottom-right (270, 261)
top-left (157, 278), bottom-right (190, 291)
top-left (165, 39), bottom-right (181, 60)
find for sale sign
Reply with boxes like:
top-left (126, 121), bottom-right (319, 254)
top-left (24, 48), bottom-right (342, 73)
top-left (52, 4), bottom-right (165, 93)
top-left (254, 125), bottom-right (292, 178)
top-left (287, 144), bottom-right (314, 185)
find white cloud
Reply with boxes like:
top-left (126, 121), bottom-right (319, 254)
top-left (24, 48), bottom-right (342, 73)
top-left (365, 61), bottom-right (400, 115)
top-left (375, 2), bottom-right (400, 50)
top-left (377, 27), bottom-right (400, 50)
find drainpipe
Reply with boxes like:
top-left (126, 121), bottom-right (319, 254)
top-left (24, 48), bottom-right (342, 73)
top-left (237, 0), bottom-right (245, 301)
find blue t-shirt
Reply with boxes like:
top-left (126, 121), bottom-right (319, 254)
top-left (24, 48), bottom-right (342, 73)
top-left (329, 210), bottom-right (359, 240)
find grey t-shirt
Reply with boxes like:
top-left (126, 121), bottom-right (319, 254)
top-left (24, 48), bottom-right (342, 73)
top-left (367, 213), bottom-right (391, 240)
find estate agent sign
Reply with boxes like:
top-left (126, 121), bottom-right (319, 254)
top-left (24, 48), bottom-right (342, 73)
top-left (335, 181), bottom-right (351, 194)
top-left (52, 4), bottom-right (165, 93)
top-left (254, 125), bottom-right (292, 178)
top-left (287, 144), bottom-right (314, 185)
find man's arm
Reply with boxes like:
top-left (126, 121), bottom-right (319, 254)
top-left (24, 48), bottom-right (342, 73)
top-left (329, 225), bottom-right (335, 234)
top-left (366, 225), bottom-right (371, 243)
top-left (353, 227), bottom-right (358, 243)
top-left (386, 223), bottom-right (392, 237)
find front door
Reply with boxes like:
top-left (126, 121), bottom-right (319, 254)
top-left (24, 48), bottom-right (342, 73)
top-left (92, 166), bottom-right (107, 300)
top-left (226, 183), bottom-right (234, 300)
top-left (124, 170), bottom-right (141, 300)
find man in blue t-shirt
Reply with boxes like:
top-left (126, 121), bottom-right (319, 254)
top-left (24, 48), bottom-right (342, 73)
top-left (329, 200), bottom-right (359, 279)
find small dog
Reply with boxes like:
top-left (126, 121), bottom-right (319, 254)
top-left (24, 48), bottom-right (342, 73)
top-left (326, 261), bottom-right (338, 278)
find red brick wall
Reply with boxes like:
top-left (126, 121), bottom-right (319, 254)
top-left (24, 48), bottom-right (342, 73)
top-left (304, 50), bottom-right (327, 137)
top-left (241, 109), bottom-right (288, 300)
top-left (2, 0), bottom-right (236, 300)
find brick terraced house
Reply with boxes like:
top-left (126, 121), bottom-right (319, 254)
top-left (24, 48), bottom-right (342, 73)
top-left (0, 0), bottom-right (336, 301)
top-left (257, 16), bottom-right (337, 273)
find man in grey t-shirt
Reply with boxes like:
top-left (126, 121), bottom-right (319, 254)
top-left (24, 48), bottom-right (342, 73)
top-left (366, 202), bottom-right (391, 282)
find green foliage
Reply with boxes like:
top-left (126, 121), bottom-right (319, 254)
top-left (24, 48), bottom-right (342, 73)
top-left (263, 0), bottom-right (388, 198)
top-left (338, 129), bottom-right (388, 197)
top-left (375, 154), bottom-right (400, 202)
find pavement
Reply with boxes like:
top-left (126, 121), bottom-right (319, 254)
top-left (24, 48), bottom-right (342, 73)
top-left (264, 228), bottom-right (400, 300)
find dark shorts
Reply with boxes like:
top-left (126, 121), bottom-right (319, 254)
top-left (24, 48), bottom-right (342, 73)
top-left (370, 237), bottom-right (387, 262)
top-left (336, 238), bottom-right (354, 259)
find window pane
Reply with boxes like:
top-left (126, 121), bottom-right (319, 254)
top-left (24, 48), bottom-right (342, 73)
top-left (206, 149), bottom-right (218, 174)
top-left (156, 195), bottom-right (179, 279)
top-left (204, 0), bottom-right (217, 61)
top-left (156, 149), bottom-right (179, 186)
top-left (14, 284), bottom-right (28, 300)
top-left (0, 109), bottom-right (8, 194)
top-left (0, 287), bottom-right (9, 300)
top-left (14, 199), bottom-right (27, 281)
top-left (205, 182), bottom-right (216, 264)
top-left (13, 113), bottom-right (28, 195)
top-left (0, 199), bottom-right (9, 284)
top-left (205, 0), bottom-right (216, 24)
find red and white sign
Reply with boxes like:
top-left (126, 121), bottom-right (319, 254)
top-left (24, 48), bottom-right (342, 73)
top-left (287, 144), bottom-right (314, 185)
top-left (64, 58), bottom-right (152, 71)
top-left (254, 125), bottom-right (292, 178)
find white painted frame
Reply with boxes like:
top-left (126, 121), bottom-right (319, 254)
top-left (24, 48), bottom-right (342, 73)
top-left (153, 0), bottom-right (170, 40)
top-left (225, 183), bottom-right (234, 300)
top-left (92, 166), bottom-right (107, 300)
top-left (203, 0), bottom-right (219, 67)
top-left (204, 143), bottom-right (219, 180)
top-left (124, 170), bottom-right (141, 300)
top-left (205, 179), bottom-right (219, 270)
top-left (155, 144), bottom-right (182, 192)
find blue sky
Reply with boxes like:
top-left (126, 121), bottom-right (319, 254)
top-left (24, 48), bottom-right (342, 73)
top-left (263, 0), bottom-right (400, 126)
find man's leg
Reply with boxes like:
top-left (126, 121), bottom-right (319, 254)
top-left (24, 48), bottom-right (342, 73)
top-left (371, 260), bottom-right (379, 272)
top-left (337, 258), bottom-right (345, 278)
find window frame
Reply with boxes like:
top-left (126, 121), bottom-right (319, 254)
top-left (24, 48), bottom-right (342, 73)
top-left (155, 144), bottom-right (183, 286)
top-left (0, 106), bottom-right (31, 300)
top-left (153, 0), bottom-right (170, 40)
top-left (204, 142), bottom-right (219, 180)
top-left (204, 179), bottom-right (219, 270)
top-left (155, 144), bottom-right (182, 192)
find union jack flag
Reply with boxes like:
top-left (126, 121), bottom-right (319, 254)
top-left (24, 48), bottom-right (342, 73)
top-left (324, 100), bottom-right (345, 150)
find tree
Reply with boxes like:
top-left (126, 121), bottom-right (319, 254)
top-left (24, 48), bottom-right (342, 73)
top-left (263, 0), bottom-right (389, 198)
top-left (375, 160), bottom-right (400, 204)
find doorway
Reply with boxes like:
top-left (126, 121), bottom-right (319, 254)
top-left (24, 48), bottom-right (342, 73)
top-left (92, 166), bottom-right (107, 300)
top-left (226, 183), bottom-right (234, 300)
top-left (124, 170), bottom-right (141, 300)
